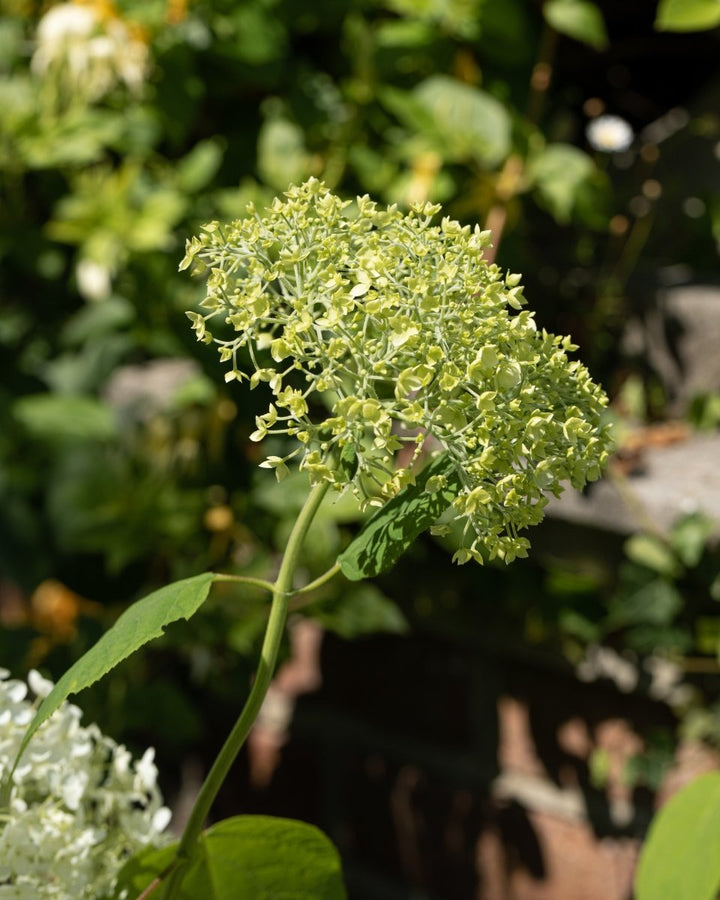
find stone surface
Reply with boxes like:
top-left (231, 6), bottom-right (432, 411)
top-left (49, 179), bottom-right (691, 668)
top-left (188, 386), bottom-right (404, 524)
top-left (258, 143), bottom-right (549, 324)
top-left (623, 283), bottom-right (720, 413)
top-left (546, 432), bottom-right (720, 536)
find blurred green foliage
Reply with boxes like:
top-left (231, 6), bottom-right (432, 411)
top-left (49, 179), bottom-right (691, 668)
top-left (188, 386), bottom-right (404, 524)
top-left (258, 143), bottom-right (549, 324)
top-left (2, 0), bottom-right (720, 796)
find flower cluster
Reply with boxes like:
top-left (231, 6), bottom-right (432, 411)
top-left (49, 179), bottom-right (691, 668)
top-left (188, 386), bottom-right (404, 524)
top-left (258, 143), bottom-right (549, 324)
top-left (182, 179), bottom-right (612, 563)
top-left (0, 670), bottom-right (170, 899)
top-left (31, 2), bottom-right (149, 101)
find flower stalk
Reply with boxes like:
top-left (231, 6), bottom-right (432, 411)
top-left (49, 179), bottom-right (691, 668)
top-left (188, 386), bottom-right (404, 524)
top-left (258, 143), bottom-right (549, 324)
top-left (161, 479), bottom-right (330, 898)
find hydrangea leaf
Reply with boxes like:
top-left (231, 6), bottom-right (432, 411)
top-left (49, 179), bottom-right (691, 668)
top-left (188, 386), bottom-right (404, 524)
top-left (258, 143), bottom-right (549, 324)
top-left (543, 0), bottom-right (609, 50)
top-left (14, 393), bottom-right (118, 442)
top-left (258, 116), bottom-right (311, 191)
top-left (527, 143), bottom-right (596, 224)
top-left (113, 815), bottom-right (346, 899)
top-left (624, 533), bottom-right (681, 578)
top-left (176, 138), bottom-right (224, 193)
top-left (338, 454), bottom-right (462, 581)
top-left (635, 772), bottom-right (720, 900)
top-left (655, 0), bottom-right (720, 31)
top-left (7, 573), bottom-right (215, 787)
top-left (413, 75), bottom-right (512, 167)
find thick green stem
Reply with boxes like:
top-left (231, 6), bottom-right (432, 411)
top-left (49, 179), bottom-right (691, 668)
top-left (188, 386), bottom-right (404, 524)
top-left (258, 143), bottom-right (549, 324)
top-left (161, 480), bottom-right (330, 899)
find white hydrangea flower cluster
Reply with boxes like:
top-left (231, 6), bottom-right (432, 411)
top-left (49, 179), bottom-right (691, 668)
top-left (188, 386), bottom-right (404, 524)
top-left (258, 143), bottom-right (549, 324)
top-left (182, 179), bottom-right (612, 563)
top-left (0, 670), bottom-right (171, 899)
top-left (31, 2), bottom-right (149, 101)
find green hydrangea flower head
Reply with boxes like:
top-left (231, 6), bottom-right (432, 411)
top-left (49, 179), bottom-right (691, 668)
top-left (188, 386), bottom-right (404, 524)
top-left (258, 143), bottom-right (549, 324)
top-left (182, 179), bottom-right (612, 564)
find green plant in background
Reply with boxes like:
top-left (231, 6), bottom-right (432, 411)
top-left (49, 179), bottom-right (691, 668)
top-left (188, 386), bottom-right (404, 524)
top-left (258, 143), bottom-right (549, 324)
top-left (0, 669), bottom-right (171, 899)
top-left (636, 772), bottom-right (720, 900)
top-left (1, 182), bottom-right (612, 897)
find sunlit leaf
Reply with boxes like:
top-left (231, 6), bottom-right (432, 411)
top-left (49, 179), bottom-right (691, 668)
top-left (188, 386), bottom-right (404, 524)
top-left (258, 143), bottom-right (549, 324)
top-left (13, 394), bottom-right (118, 442)
top-left (636, 773), bottom-right (720, 900)
top-left (669, 512), bottom-right (714, 567)
top-left (625, 533), bottom-right (681, 577)
top-left (177, 138), bottom-right (225, 192)
top-left (3, 573), bottom-right (215, 795)
top-left (655, 0), bottom-right (720, 31)
top-left (544, 0), bottom-right (609, 50)
top-left (113, 816), bottom-right (346, 899)
top-left (258, 117), bottom-right (311, 191)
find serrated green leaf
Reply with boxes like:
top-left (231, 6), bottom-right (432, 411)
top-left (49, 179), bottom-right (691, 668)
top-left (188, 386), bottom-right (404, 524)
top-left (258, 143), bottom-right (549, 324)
top-left (258, 117), bottom-right (311, 191)
top-left (113, 816), bottom-right (346, 899)
top-left (636, 772), bottom-right (720, 900)
top-left (3, 573), bottom-right (215, 797)
top-left (544, 0), bottom-right (609, 50)
top-left (669, 512), bottom-right (714, 567)
top-left (338, 454), bottom-right (461, 581)
top-left (177, 138), bottom-right (224, 193)
top-left (655, 0), bottom-right (720, 31)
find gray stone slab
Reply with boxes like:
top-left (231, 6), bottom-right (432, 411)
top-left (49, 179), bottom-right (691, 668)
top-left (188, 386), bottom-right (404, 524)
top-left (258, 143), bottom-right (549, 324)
top-left (545, 432), bottom-right (720, 536)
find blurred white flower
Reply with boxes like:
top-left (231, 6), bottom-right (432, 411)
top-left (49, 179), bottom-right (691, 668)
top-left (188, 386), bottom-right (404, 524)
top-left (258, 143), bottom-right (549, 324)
top-left (586, 114), bottom-right (634, 153)
top-left (577, 644), bottom-right (638, 693)
top-left (35, 3), bottom-right (97, 44)
top-left (76, 258), bottom-right (112, 300)
top-left (0, 670), bottom-right (170, 898)
top-left (31, 2), bottom-right (149, 101)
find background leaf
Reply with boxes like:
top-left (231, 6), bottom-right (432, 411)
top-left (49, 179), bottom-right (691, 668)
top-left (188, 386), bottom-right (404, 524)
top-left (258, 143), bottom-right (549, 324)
top-left (257, 116), bottom-right (312, 191)
top-left (6, 572), bottom-right (215, 784)
top-left (528, 143), bottom-right (596, 224)
top-left (635, 772), bottom-right (720, 900)
top-left (309, 583), bottom-right (408, 639)
top-left (13, 394), bottom-right (118, 443)
top-left (543, 0), bottom-right (609, 50)
top-left (624, 533), bottom-right (681, 577)
top-left (669, 512), bottom-right (714, 567)
top-left (338, 454), bottom-right (461, 581)
top-left (176, 138), bottom-right (225, 192)
top-left (113, 815), bottom-right (346, 899)
top-left (412, 76), bottom-right (512, 168)
top-left (655, 0), bottom-right (720, 31)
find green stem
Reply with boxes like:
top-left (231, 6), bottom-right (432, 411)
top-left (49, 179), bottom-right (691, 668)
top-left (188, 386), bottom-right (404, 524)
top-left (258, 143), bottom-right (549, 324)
top-left (161, 480), bottom-right (330, 899)
top-left (212, 573), bottom-right (276, 593)
top-left (294, 562), bottom-right (342, 596)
